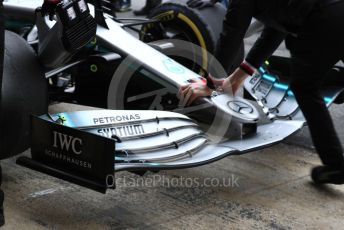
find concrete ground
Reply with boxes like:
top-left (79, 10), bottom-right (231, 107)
top-left (2, 1), bottom-right (344, 229)
top-left (2, 104), bottom-right (344, 230)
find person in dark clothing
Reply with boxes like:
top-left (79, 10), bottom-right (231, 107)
top-left (133, 0), bottom-right (162, 16)
top-left (0, 0), bottom-right (5, 226)
top-left (181, 0), bottom-right (344, 184)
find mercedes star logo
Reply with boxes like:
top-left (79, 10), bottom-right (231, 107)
top-left (227, 101), bottom-right (254, 114)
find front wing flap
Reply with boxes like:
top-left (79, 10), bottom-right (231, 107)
top-left (17, 109), bottom-right (303, 193)
top-left (244, 68), bottom-right (344, 121)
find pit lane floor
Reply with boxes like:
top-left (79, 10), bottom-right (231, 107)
top-left (2, 103), bottom-right (344, 230)
top-left (2, 1), bottom-right (344, 229)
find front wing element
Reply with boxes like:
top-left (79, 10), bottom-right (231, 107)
top-left (17, 109), bottom-right (302, 193)
top-left (244, 69), bottom-right (344, 121)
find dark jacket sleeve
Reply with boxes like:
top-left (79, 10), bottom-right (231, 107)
top-left (245, 26), bottom-right (286, 68)
top-left (214, 0), bottom-right (254, 73)
top-left (0, 0), bottom-right (3, 89)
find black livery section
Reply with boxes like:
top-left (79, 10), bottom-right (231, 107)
top-left (17, 116), bottom-right (116, 193)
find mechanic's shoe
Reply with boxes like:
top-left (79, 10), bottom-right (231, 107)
top-left (133, 0), bottom-right (162, 16)
top-left (114, 0), bottom-right (131, 12)
top-left (311, 165), bottom-right (344, 185)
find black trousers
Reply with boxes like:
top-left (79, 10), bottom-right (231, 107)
top-left (286, 1), bottom-right (344, 169)
top-left (0, 0), bottom-right (5, 226)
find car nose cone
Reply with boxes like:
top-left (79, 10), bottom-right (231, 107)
top-left (211, 94), bottom-right (260, 124)
top-left (227, 101), bottom-right (254, 114)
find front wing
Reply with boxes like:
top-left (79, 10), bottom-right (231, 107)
top-left (17, 110), bottom-right (303, 193)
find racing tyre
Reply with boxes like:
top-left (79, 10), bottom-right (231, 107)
top-left (110, 0), bottom-right (245, 111)
top-left (141, 0), bottom-right (244, 74)
top-left (0, 31), bottom-right (48, 159)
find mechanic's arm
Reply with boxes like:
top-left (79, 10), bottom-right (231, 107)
top-left (179, 0), bottom-right (254, 106)
top-left (215, 0), bottom-right (255, 71)
top-left (179, 25), bottom-right (287, 105)
top-left (245, 26), bottom-right (287, 69)
top-left (221, 26), bottom-right (287, 94)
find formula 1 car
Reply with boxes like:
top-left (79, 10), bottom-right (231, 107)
top-left (1, 0), bottom-right (344, 193)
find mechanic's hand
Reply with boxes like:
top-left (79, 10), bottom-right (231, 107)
top-left (223, 68), bottom-right (250, 95)
top-left (187, 0), bottom-right (217, 9)
top-left (178, 82), bottom-right (212, 106)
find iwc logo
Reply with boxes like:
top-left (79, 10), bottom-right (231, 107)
top-left (227, 101), bottom-right (254, 115)
top-left (53, 131), bottom-right (82, 155)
